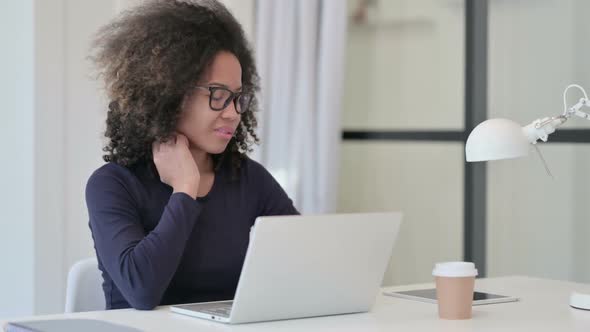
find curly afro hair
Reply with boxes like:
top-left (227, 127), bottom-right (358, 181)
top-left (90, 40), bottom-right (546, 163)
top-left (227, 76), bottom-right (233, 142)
top-left (91, 0), bottom-right (260, 175)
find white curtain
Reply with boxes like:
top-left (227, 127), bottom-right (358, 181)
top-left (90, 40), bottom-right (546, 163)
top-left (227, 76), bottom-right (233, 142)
top-left (253, 0), bottom-right (348, 214)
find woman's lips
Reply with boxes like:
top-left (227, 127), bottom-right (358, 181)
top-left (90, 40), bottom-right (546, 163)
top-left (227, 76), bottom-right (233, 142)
top-left (214, 127), bottom-right (234, 139)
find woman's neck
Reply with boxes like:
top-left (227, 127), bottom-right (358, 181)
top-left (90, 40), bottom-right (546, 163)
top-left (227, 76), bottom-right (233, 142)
top-left (190, 148), bottom-right (214, 174)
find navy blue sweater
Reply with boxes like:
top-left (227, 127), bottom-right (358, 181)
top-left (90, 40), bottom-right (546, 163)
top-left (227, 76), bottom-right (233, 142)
top-left (85, 157), bottom-right (299, 310)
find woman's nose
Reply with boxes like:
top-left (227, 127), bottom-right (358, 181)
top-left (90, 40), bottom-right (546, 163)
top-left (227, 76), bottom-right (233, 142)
top-left (220, 100), bottom-right (240, 119)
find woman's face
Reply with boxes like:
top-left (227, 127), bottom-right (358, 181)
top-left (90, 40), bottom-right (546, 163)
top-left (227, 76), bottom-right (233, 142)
top-left (177, 51), bottom-right (243, 154)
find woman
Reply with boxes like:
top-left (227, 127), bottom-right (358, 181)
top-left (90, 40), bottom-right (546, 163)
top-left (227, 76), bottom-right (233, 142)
top-left (86, 0), bottom-right (298, 310)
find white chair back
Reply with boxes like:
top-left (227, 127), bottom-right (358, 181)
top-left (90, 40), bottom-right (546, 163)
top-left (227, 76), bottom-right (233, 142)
top-left (64, 257), bottom-right (105, 313)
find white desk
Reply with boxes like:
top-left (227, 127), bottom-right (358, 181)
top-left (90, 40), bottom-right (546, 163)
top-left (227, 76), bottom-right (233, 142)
top-left (3, 276), bottom-right (590, 331)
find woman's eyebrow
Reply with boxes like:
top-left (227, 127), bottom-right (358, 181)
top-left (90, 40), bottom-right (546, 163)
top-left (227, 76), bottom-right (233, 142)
top-left (207, 82), bottom-right (243, 91)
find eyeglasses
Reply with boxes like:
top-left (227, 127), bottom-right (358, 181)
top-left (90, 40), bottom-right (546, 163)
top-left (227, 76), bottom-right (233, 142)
top-left (193, 85), bottom-right (251, 114)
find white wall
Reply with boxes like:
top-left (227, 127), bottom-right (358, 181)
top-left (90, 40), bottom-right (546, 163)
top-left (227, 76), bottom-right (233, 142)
top-left (342, 0), bottom-right (464, 130)
top-left (0, 0), bottom-right (35, 318)
top-left (338, 0), bottom-right (465, 285)
top-left (33, 0), bottom-right (67, 315)
top-left (62, 0), bottom-right (115, 291)
top-left (487, 0), bottom-right (590, 282)
top-left (338, 142), bottom-right (464, 285)
top-left (1, 0), bottom-right (123, 318)
top-left (35, 0), bottom-right (117, 316)
top-left (341, 0), bottom-right (590, 285)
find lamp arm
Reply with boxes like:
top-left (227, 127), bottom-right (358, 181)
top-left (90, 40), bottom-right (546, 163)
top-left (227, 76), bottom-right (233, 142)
top-left (523, 116), bottom-right (566, 144)
top-left (565, 98), bottom-right (590, 120)
top-left (524, 85), bottom-right (590, 144)
top-left (562, 84), bottom-right (590, 119)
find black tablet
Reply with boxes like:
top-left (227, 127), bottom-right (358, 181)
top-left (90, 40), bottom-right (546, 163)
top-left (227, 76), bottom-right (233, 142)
top-left (383, 288), bottom-right (519, 305)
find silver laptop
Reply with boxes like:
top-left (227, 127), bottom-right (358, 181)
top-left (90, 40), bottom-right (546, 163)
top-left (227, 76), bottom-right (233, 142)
top-left (170, 212), bottom-right (402, 324)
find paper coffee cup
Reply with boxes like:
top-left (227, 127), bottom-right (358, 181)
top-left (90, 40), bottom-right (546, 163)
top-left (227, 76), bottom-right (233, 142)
top-left (432, 262), bottom-right (478, 320)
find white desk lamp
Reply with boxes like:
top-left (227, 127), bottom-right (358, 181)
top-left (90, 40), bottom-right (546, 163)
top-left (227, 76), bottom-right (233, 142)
top-left (465, 84), bottom-right (590, 310)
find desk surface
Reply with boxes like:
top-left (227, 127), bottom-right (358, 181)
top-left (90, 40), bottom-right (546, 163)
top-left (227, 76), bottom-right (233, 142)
top-left (3, 276), bottom-right (590, 331)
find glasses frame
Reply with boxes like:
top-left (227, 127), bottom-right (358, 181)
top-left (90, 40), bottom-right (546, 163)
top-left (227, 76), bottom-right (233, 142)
top-left (193, 85), bottom-right (251, 114)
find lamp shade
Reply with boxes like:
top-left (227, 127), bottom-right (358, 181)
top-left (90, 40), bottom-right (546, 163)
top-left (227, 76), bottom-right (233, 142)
top-left (465, 118), bottom-right (530, 162)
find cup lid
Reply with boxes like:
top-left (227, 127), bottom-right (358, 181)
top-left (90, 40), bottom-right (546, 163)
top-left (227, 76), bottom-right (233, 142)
top-left (432, 262), bottom-right (478, 277)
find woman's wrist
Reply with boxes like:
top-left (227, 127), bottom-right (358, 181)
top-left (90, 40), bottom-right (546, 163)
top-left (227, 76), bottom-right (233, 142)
top-left (173, 182), bottom-right (199, 200)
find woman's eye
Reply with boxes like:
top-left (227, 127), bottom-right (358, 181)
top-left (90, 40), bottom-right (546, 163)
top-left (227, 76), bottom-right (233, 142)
top-left (211, 90), bottom-right (228, 101)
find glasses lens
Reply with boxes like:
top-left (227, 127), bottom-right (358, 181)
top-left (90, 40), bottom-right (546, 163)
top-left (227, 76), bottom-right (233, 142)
top-left (210, 88), bottom-right (232, 110)
top-left (237, 94), bottom-right (252, 114)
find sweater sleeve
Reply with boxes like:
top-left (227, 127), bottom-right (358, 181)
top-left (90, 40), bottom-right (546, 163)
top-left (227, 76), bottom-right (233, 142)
top-left (86, 172), bottom-right (202, 310)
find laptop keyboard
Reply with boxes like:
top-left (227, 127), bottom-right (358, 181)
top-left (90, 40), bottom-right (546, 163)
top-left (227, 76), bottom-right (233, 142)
top-left (196, 301), bottom-right (233, 318)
